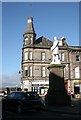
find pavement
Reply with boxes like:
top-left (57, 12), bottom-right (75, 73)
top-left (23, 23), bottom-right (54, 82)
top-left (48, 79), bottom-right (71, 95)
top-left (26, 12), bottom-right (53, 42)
top-left (44, 98), bottom-right (81, 115)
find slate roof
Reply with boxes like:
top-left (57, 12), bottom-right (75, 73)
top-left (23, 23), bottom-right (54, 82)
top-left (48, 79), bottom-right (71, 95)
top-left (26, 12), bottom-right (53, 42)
top-left (24, 17), bottom-right (36, 35)
top-left (36, 36), bottom-right (53, 46)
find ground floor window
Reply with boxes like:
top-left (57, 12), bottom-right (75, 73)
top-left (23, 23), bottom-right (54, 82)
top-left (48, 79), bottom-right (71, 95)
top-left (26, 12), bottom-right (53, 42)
top-left (32, 85), bottom-right (48, 95)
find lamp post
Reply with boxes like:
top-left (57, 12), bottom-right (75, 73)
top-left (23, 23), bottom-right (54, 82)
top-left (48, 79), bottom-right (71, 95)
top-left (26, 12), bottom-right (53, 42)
top-left (19, 70), bottom-right (24, 91)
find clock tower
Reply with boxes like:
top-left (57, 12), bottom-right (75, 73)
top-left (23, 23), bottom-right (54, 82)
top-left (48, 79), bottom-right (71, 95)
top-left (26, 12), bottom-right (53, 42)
top-left (23, 17), bottom-right (36, 46)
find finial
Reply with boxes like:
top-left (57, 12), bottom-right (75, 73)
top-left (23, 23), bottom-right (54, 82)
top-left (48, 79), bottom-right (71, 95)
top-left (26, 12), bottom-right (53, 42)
top-left (28, 16), bottom-right (33, 23)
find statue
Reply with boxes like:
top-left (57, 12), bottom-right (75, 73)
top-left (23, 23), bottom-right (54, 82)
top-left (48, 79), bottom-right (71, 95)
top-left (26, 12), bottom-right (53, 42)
top-left (51, 36), bottom-right (61, 64)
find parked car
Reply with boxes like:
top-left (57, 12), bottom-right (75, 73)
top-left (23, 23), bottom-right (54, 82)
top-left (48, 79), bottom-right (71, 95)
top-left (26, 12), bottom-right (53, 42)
top-left (26, 91), bottom-right (45, 109)
top-left (2, 91), bottom-right (45, 113)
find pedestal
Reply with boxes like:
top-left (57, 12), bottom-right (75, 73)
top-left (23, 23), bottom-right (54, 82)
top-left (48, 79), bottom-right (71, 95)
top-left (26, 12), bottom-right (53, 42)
top-left (45, 64), bottom-right (71, 106)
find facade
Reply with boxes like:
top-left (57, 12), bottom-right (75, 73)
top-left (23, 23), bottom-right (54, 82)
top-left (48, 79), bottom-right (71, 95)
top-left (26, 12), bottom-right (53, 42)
top-left (21, 17), bottom-right (81, 97)
top-left (68, 47), bottom-right (81, 97)
top-left (59, 45), bottom-right (81, 98)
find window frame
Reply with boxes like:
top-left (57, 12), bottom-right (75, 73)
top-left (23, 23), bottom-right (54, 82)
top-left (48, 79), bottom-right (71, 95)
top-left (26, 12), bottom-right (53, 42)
top-left (24, 66), bottom-right (28, 77)
top-left (41, 52), bottom-right (46, 61)
top-left (76, 55), bottom-right (80, 62)
top-left (24, 37), bottom-right (28, 45)
top-left (74, 67), bottom-right (80, 79)
top-left (61, 53), bottom-right (65, 61)
top-left (29, 66), bottom-right (33, 77)
top-left (24, 51), bottom-right (28, 60)
top-left (29, 51), bottom-right (33, 60)
top-left (41, 66), bottom-right (46, 77)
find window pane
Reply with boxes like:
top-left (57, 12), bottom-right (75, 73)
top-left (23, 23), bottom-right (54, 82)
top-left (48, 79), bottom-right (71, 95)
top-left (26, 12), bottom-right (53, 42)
top-left (61, 53), bottom-right (64, 61)
top-left (24, 67), bottom-right (28, 76)
top-left (29, 52), bottom-right (32, 60)
top-left (30, 37), bottom-right (33, 44)
top-left (75, 67), bottom-right (80, 78)
top-left (8, 93), bottom-right (16, 99)
top-left (25, 37), bottom-right (28, 45)
top-left (76, 55), bottom-right (80, 61)
top-left (41, 66), bottom-right (45, 77)
top-left (24, 52), bottom-right (28, 60)
top-left (41, 52), bottom-right (45, 60)
top-left (29, 66), bottom-right (32, 77)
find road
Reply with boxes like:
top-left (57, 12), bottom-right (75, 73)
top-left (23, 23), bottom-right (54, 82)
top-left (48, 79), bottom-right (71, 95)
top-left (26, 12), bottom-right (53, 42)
top-left (1, 109), bottom-right (81, 120)
top-left (1, 97), bottom-right (81, 120)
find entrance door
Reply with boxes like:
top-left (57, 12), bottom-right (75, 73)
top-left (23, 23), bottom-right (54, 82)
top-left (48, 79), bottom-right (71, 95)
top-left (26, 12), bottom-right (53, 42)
top-left (74, 86), bottom-right (80, 94)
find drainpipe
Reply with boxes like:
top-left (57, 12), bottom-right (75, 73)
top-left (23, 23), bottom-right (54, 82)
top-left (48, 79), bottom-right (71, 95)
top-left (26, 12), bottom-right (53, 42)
top-left (68, 48), bottom-right (71, 94)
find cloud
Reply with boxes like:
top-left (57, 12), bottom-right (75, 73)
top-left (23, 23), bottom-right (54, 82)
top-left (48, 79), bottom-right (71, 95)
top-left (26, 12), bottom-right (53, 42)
top-left (0, 72), bottom-right (21, 88)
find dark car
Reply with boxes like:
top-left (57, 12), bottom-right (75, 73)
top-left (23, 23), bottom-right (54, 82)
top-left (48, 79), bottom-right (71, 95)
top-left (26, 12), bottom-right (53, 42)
top-left (2, 91), bottom-right (45, 113)
top-left (26, 91), bottom-right (45, 109)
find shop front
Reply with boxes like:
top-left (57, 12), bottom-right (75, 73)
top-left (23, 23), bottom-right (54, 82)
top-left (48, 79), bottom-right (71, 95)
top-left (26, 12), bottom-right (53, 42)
top-left (71, 80), bottom-right (81, 98)
top-left (32, 80), bottom-right (49, 95)
top-left (74, 82), bottom-right (81, 98)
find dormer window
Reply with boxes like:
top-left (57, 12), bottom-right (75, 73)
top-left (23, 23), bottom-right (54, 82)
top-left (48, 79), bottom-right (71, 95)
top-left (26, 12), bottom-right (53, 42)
top-left (40, 42), bottom-right (42, 45)
top-left (60, 53), bottom-right (64, 61)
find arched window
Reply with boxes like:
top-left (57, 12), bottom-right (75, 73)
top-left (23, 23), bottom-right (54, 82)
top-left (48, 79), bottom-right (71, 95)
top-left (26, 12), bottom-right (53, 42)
top-left (74, 67), bottom-right (80, 78)
top-left (25, 37), bottom-right (28, 45)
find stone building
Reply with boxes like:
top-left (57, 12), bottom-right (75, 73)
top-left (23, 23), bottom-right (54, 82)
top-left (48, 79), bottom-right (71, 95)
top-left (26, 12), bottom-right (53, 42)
top-left (21, 17), bottom-right (52, 95)
top-left (59, 44), bottom-right (81, 98)
top-left (21, 16), bottom-right (81, 97)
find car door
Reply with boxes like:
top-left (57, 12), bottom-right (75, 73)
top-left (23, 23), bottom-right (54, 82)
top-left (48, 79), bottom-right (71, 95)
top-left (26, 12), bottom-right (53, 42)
top-left (28, 93), bottom-right (40, 107)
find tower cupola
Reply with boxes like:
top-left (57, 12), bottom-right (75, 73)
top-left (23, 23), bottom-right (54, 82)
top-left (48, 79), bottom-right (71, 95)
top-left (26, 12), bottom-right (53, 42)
top-left (23, 17), bottom-right (36, 46)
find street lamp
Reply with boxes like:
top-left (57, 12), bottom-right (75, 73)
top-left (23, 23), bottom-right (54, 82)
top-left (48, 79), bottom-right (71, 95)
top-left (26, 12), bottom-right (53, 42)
top-left (19, 70), bottom-right (24, 91)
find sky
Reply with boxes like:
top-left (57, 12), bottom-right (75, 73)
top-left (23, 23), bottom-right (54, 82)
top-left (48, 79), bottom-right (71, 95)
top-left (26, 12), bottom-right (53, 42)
top-left (1, 1), bottom-right (81, 88)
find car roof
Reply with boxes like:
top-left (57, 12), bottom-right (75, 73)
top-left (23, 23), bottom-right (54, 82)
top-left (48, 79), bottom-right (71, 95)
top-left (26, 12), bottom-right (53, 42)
top-left (9, 91), bottom-right (26, 94)
top-left (26, 91), bottom-right (37, 93)
top-left (10, 91), bottom-right (37, 94)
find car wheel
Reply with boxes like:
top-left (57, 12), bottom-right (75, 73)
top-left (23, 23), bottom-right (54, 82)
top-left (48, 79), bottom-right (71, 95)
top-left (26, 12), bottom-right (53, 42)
top-left (17, 104), bottom-right (23, 114)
